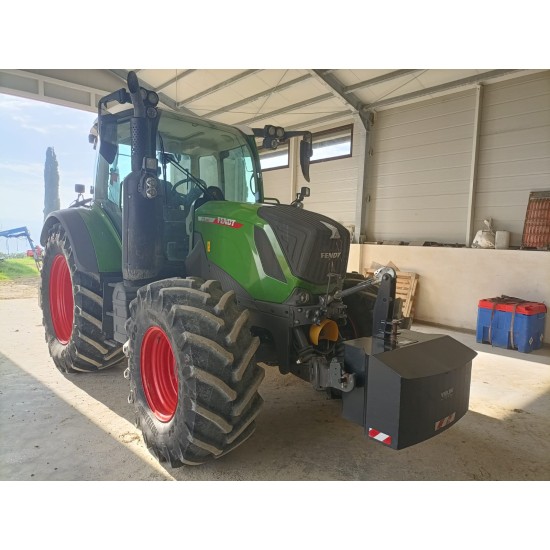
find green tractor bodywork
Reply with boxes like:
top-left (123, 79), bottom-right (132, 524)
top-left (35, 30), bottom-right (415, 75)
top-left (42, 203), bottom-right (122, 274)
top-left (193, 201), bottom-right (330, 303)
top-left (39, 71), bottom-right (476, 466)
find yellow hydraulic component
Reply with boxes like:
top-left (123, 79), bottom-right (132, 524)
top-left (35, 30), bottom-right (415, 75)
top-left (309, 318), bottom-right (339, 345)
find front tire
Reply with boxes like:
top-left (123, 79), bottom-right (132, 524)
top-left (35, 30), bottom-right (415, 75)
top-left (127, 277), bottom-right (264, 467)
top-left (40, 223), bottom-right (124, 373)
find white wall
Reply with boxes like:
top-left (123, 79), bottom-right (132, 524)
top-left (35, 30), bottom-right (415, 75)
top-left (362, 71), bottom-right (550, 246)
top-left (348, 243), bottom-right (550, 344)
top-left (474, 72), bottom-right (550, 246)
top-left (262, 165), bottom-right (293, 205)
top-left (366, 90), bottom-right (476, 244)
top-left (295, 119), bottom-right (361, 229)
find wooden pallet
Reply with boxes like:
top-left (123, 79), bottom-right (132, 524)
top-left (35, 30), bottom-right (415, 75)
top-left (364, 268), bottom-right (419, 319)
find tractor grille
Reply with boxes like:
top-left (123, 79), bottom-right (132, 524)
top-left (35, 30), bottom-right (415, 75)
top-left (258, 205), bottom-right (350, 285)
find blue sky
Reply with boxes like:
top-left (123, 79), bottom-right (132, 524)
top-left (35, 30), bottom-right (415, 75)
top-left (0, 93), bottom-right (97, 254)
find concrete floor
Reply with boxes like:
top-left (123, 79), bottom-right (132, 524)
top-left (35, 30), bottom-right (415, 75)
top-left (1, 279), bottom-right (549, 481)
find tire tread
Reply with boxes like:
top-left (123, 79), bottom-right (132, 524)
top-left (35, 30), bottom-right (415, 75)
top-left (128, 276), bottom-right (264, 466)
top-left (41, 223), bottom-right (124, 373)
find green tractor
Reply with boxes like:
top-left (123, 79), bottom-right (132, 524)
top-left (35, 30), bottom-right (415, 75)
top-left (40, 71), bottom-right (476, 466)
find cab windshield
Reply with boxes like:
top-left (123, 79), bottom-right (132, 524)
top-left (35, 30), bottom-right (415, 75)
top-left (95, 110), bottom-right (261, 210)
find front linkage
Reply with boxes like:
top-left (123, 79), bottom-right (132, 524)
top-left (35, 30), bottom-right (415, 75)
top-left (285, 267), bottom-right (401, 395)
top-left (282, 267), bottom-right (476, 451)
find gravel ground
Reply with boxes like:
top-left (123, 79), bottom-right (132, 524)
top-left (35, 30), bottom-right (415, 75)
top-left (0, 276), bottom-right (40, 300)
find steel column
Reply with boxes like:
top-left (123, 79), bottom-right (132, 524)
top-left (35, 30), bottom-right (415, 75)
top-left (355, 112), bottom-right (374, 244)
top-left (466, 85), bottom-right (484, 247)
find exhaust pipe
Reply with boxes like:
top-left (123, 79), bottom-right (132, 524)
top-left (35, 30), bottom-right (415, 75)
top-left (122, 71), bottom-right (163, 285)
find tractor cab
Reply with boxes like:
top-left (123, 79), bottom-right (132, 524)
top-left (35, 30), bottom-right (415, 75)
top-left (93, 108), bottom-right (262, 263)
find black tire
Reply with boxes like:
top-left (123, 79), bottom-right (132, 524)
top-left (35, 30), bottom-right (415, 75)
top-left (340, 272), bottom-right (378, 339)
top-left (127, 277), bottom-right (264, 467)
top-left (40, 223), bottom-right (124, 373)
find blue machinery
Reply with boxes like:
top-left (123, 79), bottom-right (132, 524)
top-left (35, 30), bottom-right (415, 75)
top-left (0, 226), bottom-right (43, 270)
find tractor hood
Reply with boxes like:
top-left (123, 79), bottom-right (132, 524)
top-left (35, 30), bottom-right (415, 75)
top-left (258, 205), bottom-right (350, 285)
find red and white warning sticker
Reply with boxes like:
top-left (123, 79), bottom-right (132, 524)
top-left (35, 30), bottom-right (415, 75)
top-left (434, 412), bottom-right (456, 431)
top-left (368, 428), bottom-right (392, 445)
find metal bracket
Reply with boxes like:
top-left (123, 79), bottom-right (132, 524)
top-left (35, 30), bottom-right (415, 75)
top-left (311, 357), bottom-right (355, 393)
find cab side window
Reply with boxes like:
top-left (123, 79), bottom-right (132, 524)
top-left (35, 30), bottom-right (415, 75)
top-left (107, 144), bottom-right (132, 209)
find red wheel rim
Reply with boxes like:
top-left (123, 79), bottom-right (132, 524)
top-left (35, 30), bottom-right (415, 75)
top-left (49, 254), bottom-right (74, 345)
top-left (140, 326), bottom-right (178, 422)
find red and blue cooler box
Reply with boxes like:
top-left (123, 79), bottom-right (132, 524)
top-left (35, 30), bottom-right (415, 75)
top-left (476, 296), bottom-right (546, 353)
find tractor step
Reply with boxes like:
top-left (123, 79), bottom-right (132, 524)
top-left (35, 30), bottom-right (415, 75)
top-left (112, 282), bottom-right (138, 344)
top-left (342, 330), bottom-right (476, 449)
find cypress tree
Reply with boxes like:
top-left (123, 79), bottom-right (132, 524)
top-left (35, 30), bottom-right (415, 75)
top-left (44, 147), bottom-right (60, 220)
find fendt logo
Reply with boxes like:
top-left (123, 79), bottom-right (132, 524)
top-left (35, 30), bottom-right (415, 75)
top-left (320, 252), bottom-right (342, 259)
top-left (215, 217), bottom-right (239, 227)
top-left (197, 216), bottom-right (243, 229)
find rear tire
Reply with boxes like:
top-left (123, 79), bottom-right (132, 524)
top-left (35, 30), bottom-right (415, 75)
top-left (127, 277), bottom-right (264, 466)
top-left (40, 223), bottom-right (124, 373)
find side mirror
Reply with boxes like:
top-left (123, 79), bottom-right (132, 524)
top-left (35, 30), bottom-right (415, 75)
top-left (299, 136), bottom-right (313, 182)
top-left (253, 126), bottom-right (313, 182)
top-left (98, 114), bottom-right (118, 164)
top-left (300, 186), bottom-right (310, 198)
top-left (75, 184), bottom-right (85, 194)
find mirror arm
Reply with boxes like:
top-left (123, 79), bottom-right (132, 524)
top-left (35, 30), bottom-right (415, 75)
top-left (252, 126), bottom-right (313, 182)
top-left (97, 88), bottom-right (131, 113)
top-left (284, 130), bottom-right (311, 141)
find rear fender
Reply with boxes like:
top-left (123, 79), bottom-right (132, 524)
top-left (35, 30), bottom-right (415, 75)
top-left (41, 206), bottom-right (122, 274)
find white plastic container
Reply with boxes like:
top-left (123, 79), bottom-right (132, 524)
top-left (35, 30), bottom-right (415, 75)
top-left (495, 230), bottom-right (510, 249)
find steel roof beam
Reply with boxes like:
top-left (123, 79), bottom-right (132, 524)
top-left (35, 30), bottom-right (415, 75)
top-left (202, 73), bottom-right (312, 119)
top-left (310, 69), bottom-right (370, 129)
top-left (236, 93), bottom-right (334, 126)
top-left (177, 69), bottom-right (261, 108)
top-left (311, 70), bottom-right (361, 112)
top-left (344, 69), bottom-right (422, 93)
top-left (156, 69), bottom-right (196, 92)
top-left (363, 69), bottom-right (523, 110)
top-left (285, 111), bottom-right (353, 131)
